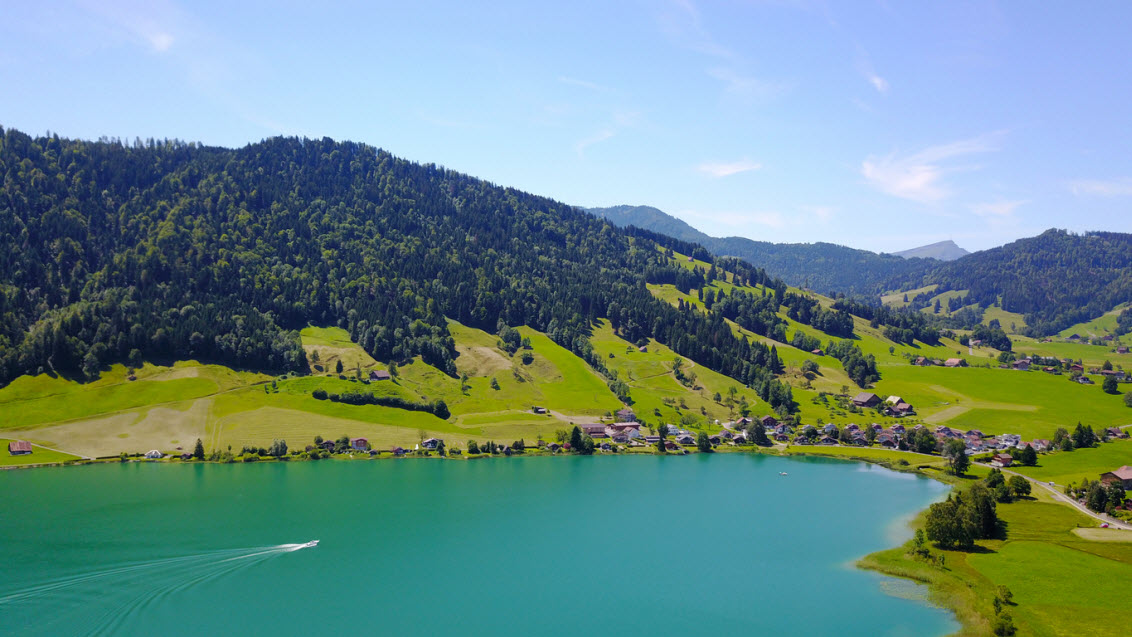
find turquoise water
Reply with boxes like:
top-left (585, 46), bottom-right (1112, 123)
top-left (0, 454), bottom-right (957, 636)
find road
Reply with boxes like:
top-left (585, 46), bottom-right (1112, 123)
top-left (1000, 466), bottom-right (1132, 531)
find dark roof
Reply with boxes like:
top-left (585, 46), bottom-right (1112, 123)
top-left (8, 440), bottom-right (32, 453)
top-left (370, 370), bottom-right (391, 380)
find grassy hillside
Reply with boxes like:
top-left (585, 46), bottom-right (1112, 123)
top-left (1057, 303), bottom-right (1129, 339)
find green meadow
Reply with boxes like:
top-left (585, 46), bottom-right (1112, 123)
top-left (0, 440), bottom-right (83, 466)
top-left (1011, 438), bottom-right (1132, 486)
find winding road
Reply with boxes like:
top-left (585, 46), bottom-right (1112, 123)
top-left (999, 465), bottom-right (1132, 531)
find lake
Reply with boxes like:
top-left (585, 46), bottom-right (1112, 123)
top-left (0, 453), bottom-right (957, 636)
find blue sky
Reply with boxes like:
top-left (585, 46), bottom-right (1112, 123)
top-left (2, 1), bottom-right (1129, 253)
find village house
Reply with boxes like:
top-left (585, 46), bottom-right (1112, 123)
top-left (610, 431), bottom-right (630, 444)
top-left (392, 447), bottom-right (406, 456)
top-left (644, 435), bottom-right (661, 444)
top-left (811, 348), bottom-right (824, 357)
top-left (599, 442), bottom-right (612, 451)
top-left (1105, 427), bottom-right (1129, 439)
top-left (531, 406), bottom-right (548, 414)
top-left (818, 435), bottom-right (837, 445)
top-left (1100, 369), bottom-right (1126, 380)
top-left (1030, 439), bottom-right (1050, 452)
top-left (421, 438), bottom-right (443, 450)
top-left (615, 408), bottom-right (635, 422)
top-left (1100, 466), bottom-right (1132, 490)
top-left (1118, 347), bottom-right (1129, 355)
top-left (369, 370), bottom-right (391, 381)
top-left (606, 422), bottom-right (642, 439)
top-left (7, 440), bottom-right (32, 455)
top-left (760, 415), bottom-right (779, 428)
top-left (1067, 334), bottom-right (1081, 341)
top-left (1069, 363), bottom-right (1084, 373)
top-left (350, 437), bottom-right (368, 450)
top-left (675, 434), bottom-right (695, 446)
top-left (775, 432), bottom-right (790, 442)
top-left (1012, 360), bottom-right (1030, 371)
top-left (1076, 377), bottom-right (1094, 385)
top-left (145, 450), bottom-right (164, 459)
top-left (852, 392), bottom-right (881, 408)
top-left (913, 356), bottom-right (934, 367)
top-left (664, 440), bottom-right (679, 451)
top-left (886, 401), bottom-right (915, 417)
top-left (579, 424), bottom-right (607, 439)
top-left (944, 358), bottom-right (968, 368)
top-left (822, 423), bottom-right (838, 435)
top-left (991, 453), bottom-right (1013, 468)
top-left (320, 440), bottom-right (336, 452)
top-left (708, 435), bottom-right (721, 445)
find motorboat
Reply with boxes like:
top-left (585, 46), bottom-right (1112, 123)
top-left (302, 540), bottom-right (320, 548)
top-left (779, 472), bottom-right (788, 476)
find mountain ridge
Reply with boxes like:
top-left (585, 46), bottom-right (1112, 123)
top-left (892, 240), bottom-right (969, 261)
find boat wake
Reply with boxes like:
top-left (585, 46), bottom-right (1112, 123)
top-left (0, 543), bottom-right (316, 636)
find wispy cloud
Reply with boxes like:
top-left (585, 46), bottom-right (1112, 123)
top-left (1069, 177), bottom-right (1132, 197)
top-left (657, 0), bottom-right (733, 59)
top-left (574, 129), bottom-right (616, 157)
top-left (801, 205), bottom-right (837, 221)
top-left (558, 76), bottom-right (606, 92)
top-left (855, 47), bottom-right (888, 94)
top-left (681, 209), bottom-right (785, 229)
top-left (78, 0), bottom-right (178, 53)
top-left (706, 67), bottom-right (785, 102)
top-left (971, 200), bottom-right (1025, 217)
top-left (862, 132), bottom-right (1004, 203)
top-left (697, 159), bottom-right (762, 178)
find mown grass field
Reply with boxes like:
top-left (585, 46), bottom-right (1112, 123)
top-left (0, 439), bottom-right (83, 466)
top-left (1011, 438), bottom-right (1132, 486)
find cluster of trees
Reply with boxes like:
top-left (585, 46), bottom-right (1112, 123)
top-left (985, 468), bottom-right (1031, 502)
top-left (1051, 423), bottom-right (1098, 451)
top-left (959, 323), bottom-right (1013, 351)
top-left (1066, 478), bottom-right (1126, 514)
top-left (924, 482), bottom-right (1000, 549)
top-left (312, 389), bottom-right (450, 419)
top-left (826, 340), bottom-right (880, 388)
top-left (832, 297), bottom-right (942, 345)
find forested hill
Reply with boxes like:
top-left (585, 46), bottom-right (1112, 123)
top-left (903, 229), bottom-right (1132, 336)
top-left (587, 205), bottom-right (935, 296)
top-left (0, 128), bottom-right (795, 409)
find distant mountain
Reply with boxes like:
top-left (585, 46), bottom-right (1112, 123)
top-left (892, 240), bottom-right (969, 261)
top-left (587, 205), bottom-right (934, 297)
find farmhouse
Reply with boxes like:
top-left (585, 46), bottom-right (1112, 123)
top-left (944, 358), bottom-right (968, 368)
top-left (606, 422), bottom-right (642, 438)
top-left (1030, 439), bottom-right (1050, 451)
top-left (852, 392), bottom-right (880, 408)
top-left (369, 370), bottom-right (391, 381)
top-left (421, 438), bottom-right (443, 450)
top-left (675, 434), bottom-right (695, 446)
top-left (811, 348), bottom-right (824, 356)
top-left (913, 356), bottom-right (934, 367)
top-left (615, 408), bottom-right (635, 422)
top-left (350, 437), bottom-right (368, 450)
top-left (760, 415), bottom-right (779, 428)
top-left (7, 440), bottom-right (32, 455)
top-left (887, 401), bottom-right (915, 416)
top-left (991, 453), bottom-right (1013, 468)
top-left (1069, 364), bottom-right (1084, 373)
top-left (580, 424), bottom-right (607, 438)
top-left (1100, 466), bottom-right (1132, 490)
top-left (1105, 427), bottom-right (1129, 439)
top-left (1118, 347), bottom-right (1129, 355)
top-left (1012, 360), bottom-right (1030, 371)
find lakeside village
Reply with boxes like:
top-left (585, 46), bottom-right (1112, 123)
top-left (11, 391), bottom-right (1130, 510)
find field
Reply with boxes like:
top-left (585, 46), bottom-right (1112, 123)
top-left (862, 485), bottom-right (1132, 637)
top-left (1058, 303), bottom-right (1128, 339)
top-left (0, 440), bottom-right (83, 466)
top-left (1011, 438), bottom-right (1132, 486)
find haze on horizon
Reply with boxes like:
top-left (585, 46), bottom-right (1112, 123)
top-left (1, 1), bottom-right (1129, 253)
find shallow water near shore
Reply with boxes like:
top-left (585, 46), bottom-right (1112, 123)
top-left (0, 453), bottom-right (957, 636)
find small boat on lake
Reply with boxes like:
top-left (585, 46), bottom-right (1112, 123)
top-left (779, 472), bottom-right (788, 476)
top-left (302, 540), bottom-right (320, 548)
